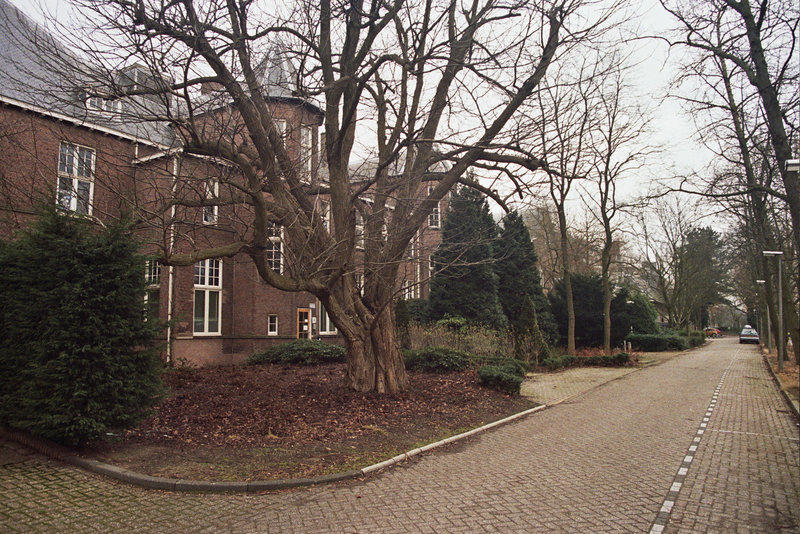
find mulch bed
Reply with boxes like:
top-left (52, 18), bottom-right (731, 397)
top-left (81, 363), bottom-right (535, 481)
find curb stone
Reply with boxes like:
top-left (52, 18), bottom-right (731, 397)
top-left (0, 404), bottom-right (546, 493)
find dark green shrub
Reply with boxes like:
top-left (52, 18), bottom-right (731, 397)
top-left (541, 352), bottom-right (629, 371)
top-left (626, 333), bottom-right (689, 352)
top-left (403, 347), bottom-right (470, 373)
top-left (542, 355), bottom-right (576, 371)
top-left (435, 315), bottom-right (469, 331)
top-left (580, 353), bottom-right (630, 367)
top-left (0, 211), bottom-right (164, 445)
top-left (607, 352), bottom-right (631, 366)
top-left (249, 339), bottom-right (345, 365)
top-left (687, 331), bottom-right (706, 347)
top-left (406, 299), bottom-right (430, 323)
top-left (395, 299), bottom-right (412, 350)
top-left (478, 365), bottom-right (523, 394)
top-left (469, 355), bottom-right (528, 376)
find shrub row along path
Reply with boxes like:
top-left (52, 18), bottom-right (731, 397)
top-left (2, 338), bottom-right (798, 533)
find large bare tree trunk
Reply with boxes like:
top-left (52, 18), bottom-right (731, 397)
top-left (344, 305), bottom-right (407, 393)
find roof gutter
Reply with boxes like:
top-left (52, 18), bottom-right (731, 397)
top-left (0, 94), bottom-right (173, 150)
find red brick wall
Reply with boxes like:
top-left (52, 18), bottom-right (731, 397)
top-left (0, 99), bottom-right (444, 368)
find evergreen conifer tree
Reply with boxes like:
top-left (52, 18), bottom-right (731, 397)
top-left (0, 210), bottom-right (164, 445)
top-left (494, 211), bottom-right (557, 359)
top-left (428, 187), bottom-right (506, 328)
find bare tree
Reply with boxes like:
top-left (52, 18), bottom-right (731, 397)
top-left (635, 197), bottom-right (697, 329)
top-left (635, 197), bottom-right (731, 330)
top-left (582, 64), bottom-right (654, 351)
top-left (660, 0), bottom-right (799, 268)
top-left (662, 0), bottom-right (798, 362)
top-left (523, 57), bottom-right (608, 353)
top-left (6, 0), bottom-right (628, 392)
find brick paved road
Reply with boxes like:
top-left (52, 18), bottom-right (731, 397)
top-left (1, 339), bottom-right (798, 533)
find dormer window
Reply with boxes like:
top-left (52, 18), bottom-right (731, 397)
top-left (86, 94), bottom-right (121, 114)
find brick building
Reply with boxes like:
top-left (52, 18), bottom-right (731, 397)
top-left (0, 0), bottom-right (445, 366)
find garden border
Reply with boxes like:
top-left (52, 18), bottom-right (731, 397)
top-left (761, 350), bottom-right (800, 420)
top-left (1, 405), bottom-right (546, 493)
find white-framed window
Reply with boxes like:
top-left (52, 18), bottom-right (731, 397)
top-left (319, 200), bottom-right (330, 232)
top-left (267, 314), bottom-right (278, 336)
top-left (319, 304), bottom-right (337, 335)
top-left (355, 211), bottom-right (365, 249)
top-left (429, 254), bottom-right (436, 276)
top-left (267, 222), bottom-right (283, 274)
top-left (144, 259), bottom-right (160, 321)
top-left (274, 119), bottom-right (287, 146)
top-left (86, 95), bottom-right (121, 114)
top-left (300, 125), bottom-right (313, 175)
top-left (145, 259), bottom-right (161, 285)
top-left (406, 234), bottom-right (417, 260)
top-left (319, 130), bottom-right (327, 169)
top-left (194, 259), bottom-right (222, 334)
top-left (57, 142), bottom-right (94, 215)
top-left (428, 185), bottom-right (440, 228)
top-left (203, 179), bottom-right (218, 224)
top-left (401, 280), bottom-right (418, 300)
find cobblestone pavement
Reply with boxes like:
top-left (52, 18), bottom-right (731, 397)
top-left (521, 366), bottom-right (636, 405)
top-left (1, 339), bottom-right (797, 533)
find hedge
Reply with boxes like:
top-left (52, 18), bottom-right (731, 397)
top-left (626, 333), bottom-right (689, 352)
top-left (542, 352), bottom-right (631, 371)
top-left (403, 347), bottom-right (470, 373)
top-left (249, 339), bottom-right (345, 365)
top-left (687, 331), bottom-right (706, 347)
top-left (477, 365), bottom-right (523, 395)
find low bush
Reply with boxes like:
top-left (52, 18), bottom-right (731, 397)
top-left (436, 315), bottom-right (469, 331)
top-left (469, 355), bottom-right (528, 376)
top-left (626, 333), bottom-right (689, 352)
top-left (542, 355), bottom-right (576, 371)
top-left (403, 347), bottom-right (470, 373)
top-left (606, 352), bottom-right (631, 366)
top-left (687, 331), bottom-right (706, 347)
top-left (542, 352), bottom-right (631, 371)
top-left (478, 365), bottom-right (523, 395)
top-left (582, 352), bottom-right (631, 367)
top-left (249, 339), bottom-right (345, 365)
top-left (408, 321), bottom-right (514, 358)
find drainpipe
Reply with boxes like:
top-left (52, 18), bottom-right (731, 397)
top-left (166, 155), bottom-right (179, 365)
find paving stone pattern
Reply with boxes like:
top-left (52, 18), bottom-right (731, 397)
top-left (521, 367), bottom-right (636, 405)
top-left (1, 338), bottom-right (797, 533)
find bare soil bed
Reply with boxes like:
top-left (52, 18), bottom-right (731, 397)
top-left (765, 348), bottom-right (799, 404)
top-left (80, 363), bottom-right (535, 481)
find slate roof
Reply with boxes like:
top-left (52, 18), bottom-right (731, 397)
top-left (0, 0), bottom-right (179, 147)
top-left (0, 0), bottom-right (321, 149)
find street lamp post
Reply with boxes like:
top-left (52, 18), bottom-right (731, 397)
top-left (763, 251), bottom-right (784, 371)
top-left (755, 279), bottom-right (770, 351)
